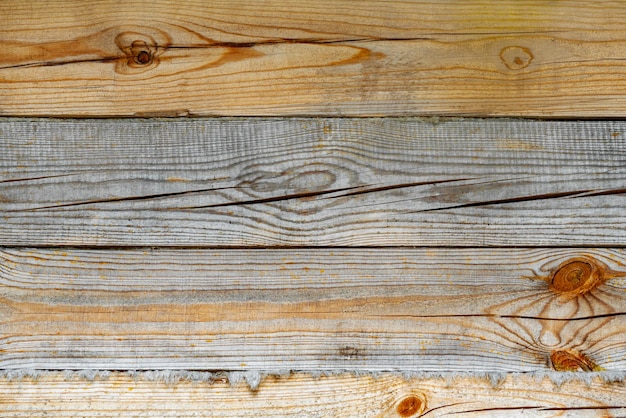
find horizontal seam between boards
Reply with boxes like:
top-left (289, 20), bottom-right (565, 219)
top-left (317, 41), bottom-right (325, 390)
top-left (2, 115), bottom-right (626, 122)
top-left (1, 245), bottom-right (626, 250)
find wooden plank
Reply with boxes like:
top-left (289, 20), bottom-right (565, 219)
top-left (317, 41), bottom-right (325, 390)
top-left (2, 1), bottom-right (626, 117)
top-left (1, 248), bottom-right (624, 371)
top-left (1, 118), bottom-right (625, 247)
top-left (1, 372), bottom-right (625, 417)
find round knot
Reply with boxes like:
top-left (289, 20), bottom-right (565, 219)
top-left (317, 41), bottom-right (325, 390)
top-left (135, 50), bottom-right (152, 65)
top-left (500, 46), bottom-right (534, 70)
top-left (549, 257), bottom-right (605, 297)
top-left (131, 41), bottom-right (153, 65)
top-left (551, 260), bottom-right (594, 293)
top-left (114, 31), bottom-right (168, 75)
top-left (396, 395), bottom-right (426, 417)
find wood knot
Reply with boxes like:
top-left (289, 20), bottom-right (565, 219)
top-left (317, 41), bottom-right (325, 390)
top-left (396, 395), bottom-right (426, 417)
top-left (114, 31), bottom-right (167, 74)
top-left (550, 257), bottom-right (603, 296)
top-left (500, 46), bottom-right (533, 70)
top-left (132, 43), bottom-right (153, 65)
top-left (550, 349), bottom-right (602, 372)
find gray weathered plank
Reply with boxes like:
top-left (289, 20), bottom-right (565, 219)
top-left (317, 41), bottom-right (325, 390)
top-left (1, 118), bottom-right (625, 247)
top-left (1, 248), bottom-right (624, 371)
top-left (2, 372), bottom-right (625, 417)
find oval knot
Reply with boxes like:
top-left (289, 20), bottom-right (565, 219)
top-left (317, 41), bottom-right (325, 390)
top-left (549, 257), bottom-right (605, 297)
top-left (500, 46), bottom-right (534, 70)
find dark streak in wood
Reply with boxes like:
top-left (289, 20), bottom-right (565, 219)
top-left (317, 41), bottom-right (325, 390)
top-left (575, 187), bottom-right (626, 198)
top-left (373, 312), bottom-right (626, 321)
top-left (18, 186), bottom-right (242, 212)
top-left (180, 186), bottom-right (360, 210)
top-left (447, 405), bottom-right (626, 415)
top-left (323, 178), bottom-right (472, 199)
top-left (0, 174), bottom-right (76, 184)
top-left (420, 190), bottom-right (592, 212)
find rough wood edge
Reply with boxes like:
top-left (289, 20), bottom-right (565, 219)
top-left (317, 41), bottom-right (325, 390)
top-left (1, 371), bottom-right (625, 417)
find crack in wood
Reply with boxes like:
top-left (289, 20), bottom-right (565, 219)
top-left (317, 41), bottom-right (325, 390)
top-left (14, 182), bottom-right (622, 213)
top-left (321, 178), bottom-right (472, 199)
top-left (421, 402), bottom-right (471, 417)
top-left (18, 186), bottom-right (241, 211)
top-left (0, 174), bottom-right (76, 184)
top-left (0, 36), bottom-right (429, 71)
top-left (419, 190), bottom-right (593, 212)
top-left (180, 186), bottom-right (360, 209)
top-left (0, 56), bottom-right (120, 71)
top-left (372, 312), bottom-right (626, 321)
top-left (573, 187), bottom-right (626, 198)
top-left (446, 405), bottom-right (626, 415)
top-left (165, 37), bottom-right (431, 49)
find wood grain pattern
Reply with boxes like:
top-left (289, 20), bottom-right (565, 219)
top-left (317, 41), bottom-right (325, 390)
top-left (1, 248), bottom-right (624, 371)
top-left (2, 1), bottom-right (626, 117)
top-left (1, 372), bottom-right (625, 417)
top-left (2, 118), bottom-right (626, 247)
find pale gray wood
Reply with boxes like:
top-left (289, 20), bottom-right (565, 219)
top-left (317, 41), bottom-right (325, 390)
top-left (1, 248), bottom-right (624, 371)
top-left (1, 118), bottom-right (625, 247)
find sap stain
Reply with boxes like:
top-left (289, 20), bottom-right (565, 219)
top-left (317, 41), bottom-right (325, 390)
top-left (338, 346), bottom-right (362, 358)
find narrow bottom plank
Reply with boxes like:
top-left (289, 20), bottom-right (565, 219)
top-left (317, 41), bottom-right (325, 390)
top-left (1, 372), bottom-right (625, 417)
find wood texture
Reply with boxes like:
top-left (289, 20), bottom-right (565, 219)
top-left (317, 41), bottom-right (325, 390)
top-left (2, 1), bottom-right (626, 117)
top-left (1, 372), bottom-right (625, 417)
top-left (1, 248), bottom-right (624, 371)
top-left (2, 118), bottom-right (626, 247)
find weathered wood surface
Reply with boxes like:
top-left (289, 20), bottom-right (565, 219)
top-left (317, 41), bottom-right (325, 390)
top-left (1, 372), bottom-right (625, 417)
top-left (1, 248), bottom-right (624, 371)
top-left (2, 118), bottom-right (626, 247)
top-left (2, 1), bottom-right (626, 117)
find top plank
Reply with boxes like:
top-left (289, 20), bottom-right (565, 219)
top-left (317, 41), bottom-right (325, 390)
top-left (1, 0), bottom-right (626, 117)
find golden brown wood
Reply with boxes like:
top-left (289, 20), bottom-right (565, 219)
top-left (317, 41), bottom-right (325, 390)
top-left (1, 372), bottom-right (625, 417)
top-left (2, 1), bottom-right (626, 117)
top-left (1, 248), bottom-right (625, 372)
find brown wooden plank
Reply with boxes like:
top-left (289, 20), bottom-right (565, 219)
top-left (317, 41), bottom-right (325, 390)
top-left (1, 372), bottom-right (625, 417)
top-left (1, 118), bottom-right (625, 247)
top-left (1, 248), bottom-right (624, 372)
top-left (2, 1), bottom-right (626, 117)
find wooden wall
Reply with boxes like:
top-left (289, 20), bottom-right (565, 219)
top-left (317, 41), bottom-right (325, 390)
top-left (1, 1), bottom-right (625, 416)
